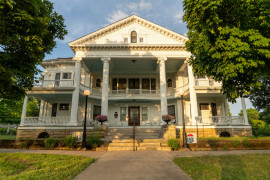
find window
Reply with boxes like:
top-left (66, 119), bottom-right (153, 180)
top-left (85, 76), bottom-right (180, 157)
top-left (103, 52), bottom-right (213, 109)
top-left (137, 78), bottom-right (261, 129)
top-left (96, 79), bottom-right (101, 88)
top-left (142, 79), bottom-right (150, 90)
top-left (51, 103), bottom-right (57, 117)
top-left (118, 79), bottom-right (126, 90)
top-left (142, 107), bottom-right (148, 121)
top-left (62, 73), bottom-right (72, 79)
top-left (112, 78), bottom-right (117, 90)
top-left (167, 79), bottom-right (172, 87)
top-left (131, 31), bottom-right (137, 43)
top-left (93, 105), bottom-right (101, 120)
top-left (120, 107), bottom-right (126, 121)
top-left (200, 103), bottom-right (209, 110)
top-left (54, 73), bottom-right (60, 87)
top-left (151, 78), bottom-right (156, 90)
top-left (168, 105), bottom-right (175, 117)
top-left (59, 104), bottom-right (69, 110)
top-left (124, 38), bottom-right (128, 43)
top-left (139, 38), bottom-right (143, 43)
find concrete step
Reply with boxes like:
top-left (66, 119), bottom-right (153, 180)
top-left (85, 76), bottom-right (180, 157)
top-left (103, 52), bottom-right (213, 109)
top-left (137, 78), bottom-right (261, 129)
top-left (137, 147), bottom-right (162, 151)
top-left (108, 143), bottom-right (137, 147)
top-left (108, 146), bottom-right (135, 151)
top-left (139, 143), bottom-right (161, 147)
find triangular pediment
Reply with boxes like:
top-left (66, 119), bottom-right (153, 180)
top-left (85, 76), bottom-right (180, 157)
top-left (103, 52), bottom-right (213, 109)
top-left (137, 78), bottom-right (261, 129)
top-left (68, 15), bottom-right (188, 48)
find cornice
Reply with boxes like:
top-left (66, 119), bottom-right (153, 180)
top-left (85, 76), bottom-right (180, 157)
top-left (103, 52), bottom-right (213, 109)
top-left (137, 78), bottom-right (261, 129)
top-left (42, 60), bottom-right (75, 68)
top-left (68, 15), bottom-right (188, 47)
top-left (70, 44), bottom-right (186, 52)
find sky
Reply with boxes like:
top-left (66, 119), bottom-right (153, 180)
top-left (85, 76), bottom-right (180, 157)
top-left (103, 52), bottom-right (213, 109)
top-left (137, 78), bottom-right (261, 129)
top-left (45, 0), bottom-right (254, 115)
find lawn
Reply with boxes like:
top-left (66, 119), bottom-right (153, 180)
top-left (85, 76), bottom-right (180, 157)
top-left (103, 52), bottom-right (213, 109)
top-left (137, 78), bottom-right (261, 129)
top-left (0, 153), bottom-right (94, 180)
top-left (198, 136), bottom-right (270, 140)
top-left (174, 154), bottom-right (270, 180)
top-left (0, 135), bottom-right (16, 140)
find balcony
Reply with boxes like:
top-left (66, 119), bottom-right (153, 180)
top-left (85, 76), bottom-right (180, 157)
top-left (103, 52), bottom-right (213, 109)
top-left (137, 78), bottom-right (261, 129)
top-left (196, 116), bottom-right (245, 126)
top-left (195, 79), bottom-right (221, 87)
top-left (35, 80), bottom-right (74, 88)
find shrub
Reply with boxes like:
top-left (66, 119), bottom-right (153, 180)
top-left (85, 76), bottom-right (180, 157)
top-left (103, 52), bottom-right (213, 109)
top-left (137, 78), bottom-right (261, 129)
top-left (8, 128), bottom-right (17, 135)
top-left (64, 135), bottom-right (77, 148)
top-left (242, 138), bottom-right (251, 147)
top-left (232, 140), bottom-right (240, 148)
top-left (222, 145), bottom-right (228, 150)
top-left (44, 137), bottom-right (57, 149)
top-left (86, 133), bottom-right (102, 149)
top-left (167, 139), bottom-right (180, 150)
top-left (0, 128), bottom-right (7, 135)
top-left (255, 125), bottom-right (270, 137)
top-left (20, 142), bottom-right (28, 148)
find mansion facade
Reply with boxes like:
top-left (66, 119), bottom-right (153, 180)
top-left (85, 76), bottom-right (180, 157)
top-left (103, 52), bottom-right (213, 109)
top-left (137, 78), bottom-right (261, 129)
top-left (17, 15), bottom-right (252, 139)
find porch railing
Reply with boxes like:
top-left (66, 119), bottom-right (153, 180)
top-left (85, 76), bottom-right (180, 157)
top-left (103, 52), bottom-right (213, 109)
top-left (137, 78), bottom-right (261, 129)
top-left (24, 117), bottom-right (70, 126)
top-left (195, 79), bottom-right (221, 87)
top-left (196, 116), bottom-right (245, 125)
top-left (35, 80), bottom-right (74, 88)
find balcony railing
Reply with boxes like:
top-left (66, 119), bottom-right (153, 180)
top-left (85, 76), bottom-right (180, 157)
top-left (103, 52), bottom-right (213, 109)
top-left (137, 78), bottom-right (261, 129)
top-left (195, 79), bottom-right (221, 87)
top-left (35, 80), bottom-right (74, 88)
top-left (196, 116), bottom-right (245, 125)
top-left (24, 117), bottom-right (70, 126)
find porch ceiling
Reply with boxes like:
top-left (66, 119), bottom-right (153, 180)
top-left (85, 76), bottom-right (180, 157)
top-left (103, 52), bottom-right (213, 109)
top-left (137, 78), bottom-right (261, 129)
top-left (29, 93), bottom-right (72, 102)
top-left (83, 58), bottom-right (184, 75)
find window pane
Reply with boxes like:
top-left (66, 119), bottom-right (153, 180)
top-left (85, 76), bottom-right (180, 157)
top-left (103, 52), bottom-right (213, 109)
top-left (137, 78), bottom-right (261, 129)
top-left (112, 78), bottom-right (117, 90)
top-left (167, 79), bottom-right (172, 87)
top-left (151, 78), bottom-right (156, 90)
top-left (168, 105), bottom-right (175, 116)
top-left (93, 105), bottom-right (101, 120)
top-left (59, 104), bottom-right (69, 110)
top-left (142, 79), bottom-right (150, 89)
top-left (118, 79), bottom-right (126, 89)
top-left (200, 103), bottom-right (209, 110)
top-left (63, 73), bottom-right (71, 79)
top-left (142, 107), bottom-right (148, 121)
top-left (96, 79), bottom-right (101, 88)
top-left (140, 38), bottom-right (143, 42)
top-left (51, 103), bottom-right (57, 117)
top-left (120, 107), bottom-right (126, 121)
top-left (131, 31), bottom-right (137, 43)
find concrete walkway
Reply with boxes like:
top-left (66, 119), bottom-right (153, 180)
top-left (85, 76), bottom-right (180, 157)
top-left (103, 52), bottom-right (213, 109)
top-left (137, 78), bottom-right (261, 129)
top-left (1, 149), bottom-right (270, 180)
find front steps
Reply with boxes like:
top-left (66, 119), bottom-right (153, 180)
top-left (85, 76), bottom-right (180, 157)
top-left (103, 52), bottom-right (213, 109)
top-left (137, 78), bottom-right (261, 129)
top-left (106, 127), bottom-right (161, 139)
top-left (107, 139), bottom-right (171, 151)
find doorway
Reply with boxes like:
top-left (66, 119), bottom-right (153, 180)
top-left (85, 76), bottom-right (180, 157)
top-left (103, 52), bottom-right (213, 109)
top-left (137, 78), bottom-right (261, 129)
top-left (128, 106), bottom-right (140, 126)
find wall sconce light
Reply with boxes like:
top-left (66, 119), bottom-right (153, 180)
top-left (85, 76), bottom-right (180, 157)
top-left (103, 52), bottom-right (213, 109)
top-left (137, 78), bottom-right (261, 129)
top-left (114, 112), bottom-right (118, 118)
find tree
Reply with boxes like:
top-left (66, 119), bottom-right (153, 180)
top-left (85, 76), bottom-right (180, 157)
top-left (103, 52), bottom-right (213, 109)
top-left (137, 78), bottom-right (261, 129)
top-left (260, 107), bottom-right (270, 124)
top-left (0, 97), bottom-right (40, 124)
top-left (0, 0), bottom-right (67, 100)
top-left (238, 108), bottom-right (260, 122)
top-left (183, 0), bottom-right (270, 103)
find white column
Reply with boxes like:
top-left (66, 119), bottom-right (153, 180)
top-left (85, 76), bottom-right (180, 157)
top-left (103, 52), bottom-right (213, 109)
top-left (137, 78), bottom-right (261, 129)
top-left (224, 99), bottom-right (229, 116)
top-left (70, 57), bottom-right (82, 125)
top-left (188, 64), bottom-right (198, 125)
top-left (39, 100), bottom-right (44, 118)
top-left (241, 98), bottom-right (249, 125)
top-left (43, 101), bottom-right (48, 117)
top-left (20, 95), bottom-right (28, 126)
top-left (101, 57), bottom-right (111, 116)
top-left (158, 56), bottom-right (168, 117)
top-left (176, 99), bottom-right (183, 125)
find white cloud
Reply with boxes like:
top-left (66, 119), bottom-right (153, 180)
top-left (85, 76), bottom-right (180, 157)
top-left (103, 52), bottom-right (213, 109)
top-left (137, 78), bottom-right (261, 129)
top-left (106, 10), bottom-right (129, 24)
top-left (127, 3), bottom-right (138, 11)
top-left (174, 11), bottom-right (183, 24)
top-left (138, 0), bottom-right (152, 11)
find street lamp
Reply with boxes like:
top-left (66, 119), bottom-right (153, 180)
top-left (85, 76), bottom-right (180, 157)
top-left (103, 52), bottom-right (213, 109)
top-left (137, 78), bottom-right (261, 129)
top-left (82, 90), bottom-right (90, 148)
top-left (179, 89), bottom-right (187, 148)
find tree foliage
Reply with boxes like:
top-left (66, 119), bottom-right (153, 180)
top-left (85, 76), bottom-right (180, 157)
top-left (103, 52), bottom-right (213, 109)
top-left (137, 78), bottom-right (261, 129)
top-left (0, 0), bottom-right (67, 99)
top-left (0, 97), bottom-right (40, 124)
top-left (183, 0), bottom-right (270, 103)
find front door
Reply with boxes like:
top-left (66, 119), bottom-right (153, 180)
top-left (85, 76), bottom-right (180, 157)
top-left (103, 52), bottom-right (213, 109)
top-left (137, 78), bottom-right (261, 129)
top-left (128, 106), bottom-right (140, 126)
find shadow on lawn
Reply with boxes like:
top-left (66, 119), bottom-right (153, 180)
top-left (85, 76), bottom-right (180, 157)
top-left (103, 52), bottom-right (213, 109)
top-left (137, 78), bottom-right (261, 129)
top-left (219, 155), bottom-right (247, 179)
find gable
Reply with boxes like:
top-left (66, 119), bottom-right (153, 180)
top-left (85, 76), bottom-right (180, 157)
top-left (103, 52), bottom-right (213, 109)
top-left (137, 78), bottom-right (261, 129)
top-left (68, 15), bottom-right (188, 47)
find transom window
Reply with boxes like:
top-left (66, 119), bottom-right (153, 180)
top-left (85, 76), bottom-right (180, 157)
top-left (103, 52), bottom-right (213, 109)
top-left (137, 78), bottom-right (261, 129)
top-left (62, 73), bottom-right (72, 79)
top-left (131, 31), bottom-right (137, 43)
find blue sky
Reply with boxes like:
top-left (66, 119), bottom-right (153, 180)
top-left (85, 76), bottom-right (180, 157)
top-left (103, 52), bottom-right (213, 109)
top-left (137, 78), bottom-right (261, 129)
top-left (45, 0), bottom-right (254, 115)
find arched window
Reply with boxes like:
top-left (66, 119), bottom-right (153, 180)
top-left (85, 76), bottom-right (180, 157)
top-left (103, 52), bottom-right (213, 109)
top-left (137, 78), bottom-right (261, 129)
top-left (38, 132), bottom-right (49, 139)
top-left (96, 79), bottom-right (101, 88)
top-left (167, 79), bottom-right (172, 88)
top-left (131, 31), bottom-right (137, 43)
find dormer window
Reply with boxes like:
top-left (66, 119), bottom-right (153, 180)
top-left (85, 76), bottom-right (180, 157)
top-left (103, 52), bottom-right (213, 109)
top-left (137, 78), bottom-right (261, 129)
top-left (131, 31), bottom-right (137, 43)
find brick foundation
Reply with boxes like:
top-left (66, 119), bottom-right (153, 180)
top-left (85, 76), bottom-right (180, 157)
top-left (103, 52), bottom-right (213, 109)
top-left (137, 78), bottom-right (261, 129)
top-left (16, 126), bottom-right (107, 139)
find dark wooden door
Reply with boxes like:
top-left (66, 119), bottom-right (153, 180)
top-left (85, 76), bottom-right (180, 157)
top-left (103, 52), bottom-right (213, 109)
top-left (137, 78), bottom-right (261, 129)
top-left (128, 106), bottom-right (140, 126)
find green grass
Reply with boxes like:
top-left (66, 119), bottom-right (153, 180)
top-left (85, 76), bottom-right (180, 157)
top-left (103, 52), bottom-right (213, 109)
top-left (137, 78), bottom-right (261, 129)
top-left (174, 154), bottom-right (270, 180)
top-left (0, 135), bottom-right (16, 140)
top-left (198, 136), bottom-right (270, 140)
top-left (0, 153), bottom-right (94, 180)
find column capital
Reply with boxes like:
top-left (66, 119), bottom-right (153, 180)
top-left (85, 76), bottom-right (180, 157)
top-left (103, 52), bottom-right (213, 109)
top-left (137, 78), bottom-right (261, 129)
top-left (101, 56), bottom-right (111, 63)
top-left (157, 56), bottom-right (167, 63)
top-left (72, 57), bottom-right (82, 62)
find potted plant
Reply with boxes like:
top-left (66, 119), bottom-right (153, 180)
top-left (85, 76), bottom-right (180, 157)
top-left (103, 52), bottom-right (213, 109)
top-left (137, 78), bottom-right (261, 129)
top-left (95, 115), bottom-right (107, 125)
top-left (162, 114), bottom-right (174, 125)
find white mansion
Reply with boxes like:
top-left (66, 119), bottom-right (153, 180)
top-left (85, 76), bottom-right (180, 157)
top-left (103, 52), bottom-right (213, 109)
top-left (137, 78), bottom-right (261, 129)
top-left (17, 15), bottom-right (252, 139)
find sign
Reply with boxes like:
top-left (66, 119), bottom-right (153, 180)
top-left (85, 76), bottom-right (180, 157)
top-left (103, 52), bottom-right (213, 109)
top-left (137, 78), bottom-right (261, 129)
top-left (187, 133), bottom-right (197, 144)
top-left (72, 132), bottom-right (83, 142)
